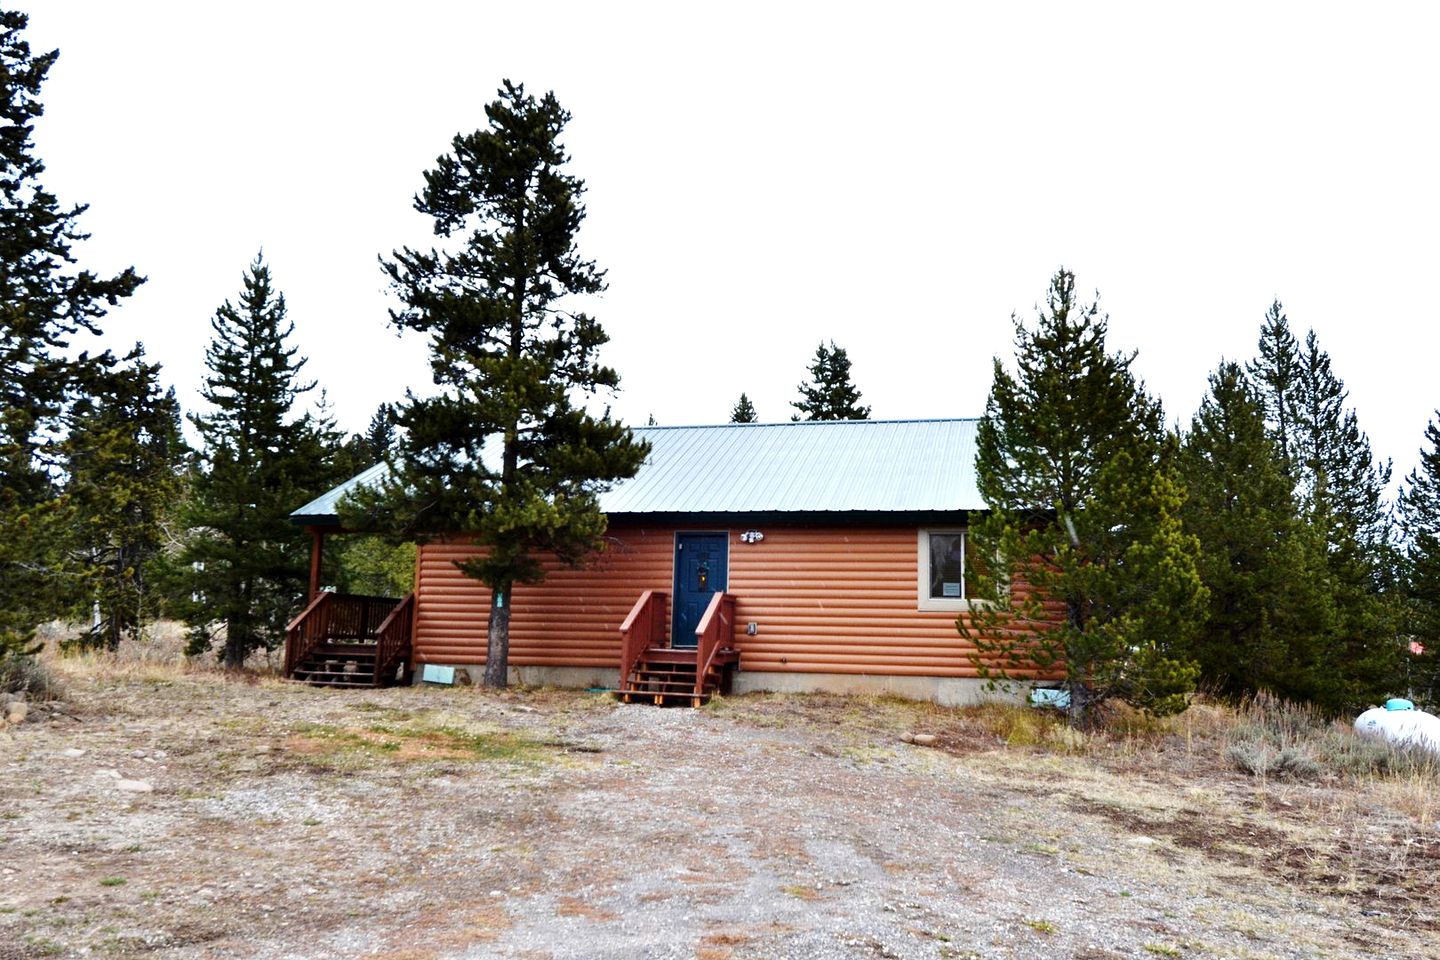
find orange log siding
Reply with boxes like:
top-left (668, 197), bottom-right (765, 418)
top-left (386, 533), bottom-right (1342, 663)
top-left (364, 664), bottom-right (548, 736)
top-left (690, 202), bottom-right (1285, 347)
top-left (413, 522), bottom-right (1059, 677)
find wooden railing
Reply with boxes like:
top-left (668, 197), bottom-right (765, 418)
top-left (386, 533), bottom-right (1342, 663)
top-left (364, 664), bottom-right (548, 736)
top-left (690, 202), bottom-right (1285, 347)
top-left (284, 591), bottom-right (334, 677)
top-left (372, 592), bottom-right (415, 687)
top-left (694, 591), bottom-right (736, 699)
top-left (619, 590), bottom-right (667, 689)
top-left (321, 593), bottom-right (400, 642)
top-left (283, 592), bottom-right (402, 678)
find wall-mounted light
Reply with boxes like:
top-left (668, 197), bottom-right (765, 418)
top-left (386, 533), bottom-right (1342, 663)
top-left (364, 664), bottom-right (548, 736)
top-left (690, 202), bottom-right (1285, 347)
top-left (740, 530), bottom-right (764, 544)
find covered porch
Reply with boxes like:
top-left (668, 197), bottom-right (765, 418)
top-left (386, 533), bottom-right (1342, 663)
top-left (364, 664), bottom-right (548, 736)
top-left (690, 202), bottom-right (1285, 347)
top-left (282, 523), bottom-right (415, 688)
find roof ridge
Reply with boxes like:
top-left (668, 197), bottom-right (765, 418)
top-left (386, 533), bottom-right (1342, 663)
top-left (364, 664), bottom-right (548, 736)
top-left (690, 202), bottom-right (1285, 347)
top-left (635, 417), bottom-right (981, 430)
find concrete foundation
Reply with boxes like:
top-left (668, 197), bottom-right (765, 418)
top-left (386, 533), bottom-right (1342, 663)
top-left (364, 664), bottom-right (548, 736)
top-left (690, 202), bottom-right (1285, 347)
top-left (415, 662), bottom-right (1015, 707)
top-left (416, 664), bottom-right (620, 690)
top-left (730, 670), bottom-right (1014, 707)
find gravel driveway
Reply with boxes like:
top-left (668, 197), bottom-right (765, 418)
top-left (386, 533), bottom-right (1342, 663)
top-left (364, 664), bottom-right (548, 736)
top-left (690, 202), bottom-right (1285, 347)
top-left (1, 670), bottom-right (1434, 959)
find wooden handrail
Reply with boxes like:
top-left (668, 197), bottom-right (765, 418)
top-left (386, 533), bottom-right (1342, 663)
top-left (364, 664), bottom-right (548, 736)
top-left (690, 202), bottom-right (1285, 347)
top-left (286, 590), bottom-right (331, 634)
top-left (694, 591), bottom-right (736, 700)
top-left (619, 591), bottom-right (666, 691)
top-left (372, 593), bottom-right (415, 687)
top-left (284, 590), bottom-right (333, 676)
top-left (282, 592), bottom-right (402, 679)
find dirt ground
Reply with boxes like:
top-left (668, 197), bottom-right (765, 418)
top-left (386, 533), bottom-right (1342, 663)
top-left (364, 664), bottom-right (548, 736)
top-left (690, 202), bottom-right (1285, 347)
top-left (2, 667), bottom-right (1437, 960)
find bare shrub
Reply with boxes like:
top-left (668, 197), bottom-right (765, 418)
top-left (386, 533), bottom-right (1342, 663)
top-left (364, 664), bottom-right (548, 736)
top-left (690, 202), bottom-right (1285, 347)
top-left (0, 653), bottom-right (63, 701)
top-left (1220, 691), bottom-right (1439, 784)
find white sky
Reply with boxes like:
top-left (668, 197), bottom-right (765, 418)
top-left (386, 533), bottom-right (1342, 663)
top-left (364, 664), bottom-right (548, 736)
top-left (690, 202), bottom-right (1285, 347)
top-left (27, 2), bottom-right (1440, 488)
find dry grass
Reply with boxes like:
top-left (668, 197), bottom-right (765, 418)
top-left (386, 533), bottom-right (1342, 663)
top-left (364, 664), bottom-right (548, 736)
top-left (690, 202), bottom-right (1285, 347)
top-left (0, 650), bottom-right (63, 700)
top-left (714, 686), bottom-right (1440, 837)
top-left (6, 662), bottom-right (1439, 957)
top-left (34, 619), bottom-right (286, 676)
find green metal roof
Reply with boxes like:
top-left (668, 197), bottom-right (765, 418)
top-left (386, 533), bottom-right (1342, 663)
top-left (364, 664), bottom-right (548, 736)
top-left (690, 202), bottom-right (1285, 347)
top-left (290, 462), bottom-right (390, 526)
top-left (290, 418), bottom-right (982, 526)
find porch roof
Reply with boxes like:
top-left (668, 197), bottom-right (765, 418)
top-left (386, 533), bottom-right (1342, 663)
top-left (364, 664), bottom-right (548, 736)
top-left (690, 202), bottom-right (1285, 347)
top-left (290, 417), bottom-right (983, 525)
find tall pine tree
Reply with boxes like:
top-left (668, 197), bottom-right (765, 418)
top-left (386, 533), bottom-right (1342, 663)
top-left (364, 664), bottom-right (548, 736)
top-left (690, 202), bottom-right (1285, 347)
top-left (1247, 309), bottom-right (1400, 711)
top-left (964, 269), bottom-right (1206, 725)
top-left (1397, 415), bottom-right (1440, 706)
top-left (1247, 301), bottom-right (1302, 477)
top-left (1179, 361), bottom-right (1333, 702)
top-left (791, 341), bottom-right (870, 420)
top-left (347, 81), bottom-right (648, 688)
top-left (62, 346), bottom-right (186, 650)
top-left (0, 11), bottom-right (142, 659)
top-left (179, 254), bottom-right (339, 668)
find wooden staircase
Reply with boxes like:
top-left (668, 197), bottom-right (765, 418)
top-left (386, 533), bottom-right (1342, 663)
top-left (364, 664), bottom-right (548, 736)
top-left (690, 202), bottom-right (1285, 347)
top-left (289, 642), bottom-right (382, 687)
top-left (617, 591), bottom-right (739, 707)
top-left (284, 592), bottom-right (414, 689)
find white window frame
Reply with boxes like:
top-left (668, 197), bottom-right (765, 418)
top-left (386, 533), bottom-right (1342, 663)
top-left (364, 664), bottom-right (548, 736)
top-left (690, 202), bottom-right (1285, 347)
top-left (917, 528), bottom-right (977, 612)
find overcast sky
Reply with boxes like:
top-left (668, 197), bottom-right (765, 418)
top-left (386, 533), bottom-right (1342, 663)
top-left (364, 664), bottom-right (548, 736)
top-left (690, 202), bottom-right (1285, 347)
top-left (27, 2), bottom-right (1440, 488)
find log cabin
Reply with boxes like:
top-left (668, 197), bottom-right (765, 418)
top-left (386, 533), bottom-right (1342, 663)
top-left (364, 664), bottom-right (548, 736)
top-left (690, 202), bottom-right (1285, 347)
top-left (285, 418), bottom-right (1058, 705)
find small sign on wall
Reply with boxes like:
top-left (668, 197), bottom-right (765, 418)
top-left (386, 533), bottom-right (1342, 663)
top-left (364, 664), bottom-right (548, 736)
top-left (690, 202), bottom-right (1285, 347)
top-left (421, 664), bottom-right (456, 685)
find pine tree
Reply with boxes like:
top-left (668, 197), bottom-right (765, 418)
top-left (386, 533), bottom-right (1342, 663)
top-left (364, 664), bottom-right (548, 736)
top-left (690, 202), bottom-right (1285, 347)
top-left (348, 81), bottom-right (649, 688)
top-left (363, 403), bottom-right (397, 461)
top-left (1398, 415), bottom-right (1440, 705)
top-left (791, 341), bottom-right (870, 420)
top-left (1179, 361), bottom-right (1333, 702)
top-left (179, 254), bottom-right (339, 668)
top-left (964, 269), bottom-right (1206, 725)
top-left (1247, 301), bottom-right (1302, 476)
top-left (0, 11), bottom-right (143, 659)
top-left (62, 346), bottom-right (186, 650)
top-left (729, 393), bottom-right (758, 423)
top-left (1247, 311), bottom-right (1400, 710)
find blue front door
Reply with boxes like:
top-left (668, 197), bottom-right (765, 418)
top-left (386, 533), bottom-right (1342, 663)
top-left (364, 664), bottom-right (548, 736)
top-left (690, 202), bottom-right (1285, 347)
top-left (673, 533), bottom-right (728, 649)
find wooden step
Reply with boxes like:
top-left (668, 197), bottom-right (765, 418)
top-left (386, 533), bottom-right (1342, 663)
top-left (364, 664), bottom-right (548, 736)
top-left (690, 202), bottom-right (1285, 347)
top-left (295, 666), bottom-right (375, 678)
top-left (618, 690), bottom-right (712, 706)
top-left (297, 679), bottom-right (378, 688)
top-left (637, 647), bottom-right (698, 663)
top-left (312, 643), bottom-right (378, 656)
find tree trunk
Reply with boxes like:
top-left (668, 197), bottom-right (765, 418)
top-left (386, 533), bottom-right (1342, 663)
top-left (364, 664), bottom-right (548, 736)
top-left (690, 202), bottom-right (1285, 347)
top-left (484, 582), bottom-right (511, 688)
top-left (1066, 678), bottom-right (1093, 730)
top-left (1065, 594), bottom-right (1091, 728)
top-left (223, 631), bottom-right (244, 670)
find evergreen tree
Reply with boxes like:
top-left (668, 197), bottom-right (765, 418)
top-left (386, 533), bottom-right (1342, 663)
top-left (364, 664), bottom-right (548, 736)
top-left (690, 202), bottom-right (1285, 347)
top-left (1247, 301), bottom-right (1302, 477)
top-left (1291, 331), bottom-right (1393, 557)
top-left (0, 11), bottom-right (143, 658)
top-left (964, 269), bottom-right (1206, 725)
top-left (363, 402), bottom-right (397, 461)
top-left (179, 254), bottom-right (338, 668)
top-left (1247, 310), bottom-right (1400, 710)
top-left (729, 393), bottom-right (758, 423)
top-left (62, 346), bottom-right (186, 650)
top-left (791, 341), bottom-right (870, 420)
top-left (1179, 361), bottom-right (1333, 702)
top-left (1397, 415), bottom-right (1440, 705)
top-left (348, 81), bottom-right (649, 687)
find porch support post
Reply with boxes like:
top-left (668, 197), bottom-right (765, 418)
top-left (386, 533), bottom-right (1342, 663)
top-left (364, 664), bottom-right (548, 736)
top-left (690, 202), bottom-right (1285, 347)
top-left (308, 527), bottom-right (326, 600)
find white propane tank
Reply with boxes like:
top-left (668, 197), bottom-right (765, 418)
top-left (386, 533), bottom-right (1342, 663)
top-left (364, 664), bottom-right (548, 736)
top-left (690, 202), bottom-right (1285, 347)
top-left (1354, 699), bottom-right (1440, 755)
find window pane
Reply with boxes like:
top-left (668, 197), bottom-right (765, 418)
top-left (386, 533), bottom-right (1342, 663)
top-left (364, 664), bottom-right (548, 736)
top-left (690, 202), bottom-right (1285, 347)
top-left (929, 533), bottom-right (965, 599)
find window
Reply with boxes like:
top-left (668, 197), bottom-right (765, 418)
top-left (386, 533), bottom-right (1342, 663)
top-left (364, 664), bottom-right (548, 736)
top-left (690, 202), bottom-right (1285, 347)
top-left (917, 528), bottom-right (974, 611)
